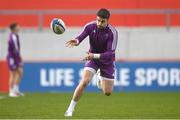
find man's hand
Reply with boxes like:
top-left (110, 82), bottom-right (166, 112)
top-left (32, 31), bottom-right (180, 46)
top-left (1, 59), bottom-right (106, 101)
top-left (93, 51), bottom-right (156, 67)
top-left (83, 52), bottom-right (94, 61)
top-left (66, 39), bottom-right (79, 48)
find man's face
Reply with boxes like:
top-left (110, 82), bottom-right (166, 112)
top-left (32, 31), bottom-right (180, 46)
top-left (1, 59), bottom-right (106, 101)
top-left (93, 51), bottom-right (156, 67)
top-left (14, 25), bottom-right (20, 33)
top-left (96, 16), bottom-right (108, 29)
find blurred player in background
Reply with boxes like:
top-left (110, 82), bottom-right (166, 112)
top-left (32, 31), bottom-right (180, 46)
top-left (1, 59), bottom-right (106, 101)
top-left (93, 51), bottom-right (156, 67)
top-left (65, 8), bottom-right (118, 116)
top-left (7, 23), bottom-right (24, 97)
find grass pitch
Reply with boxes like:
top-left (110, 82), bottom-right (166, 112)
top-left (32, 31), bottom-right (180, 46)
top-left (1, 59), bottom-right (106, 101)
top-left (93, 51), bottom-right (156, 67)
top-left (0, 92), bottom-right (180, 119)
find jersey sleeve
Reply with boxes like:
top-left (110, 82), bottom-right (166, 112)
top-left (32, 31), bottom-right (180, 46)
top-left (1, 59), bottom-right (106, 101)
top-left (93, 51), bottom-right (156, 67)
top-left (100, 30), bottom-right (118, 60)
top-left (75, 24), bottom-right (90, 44)
top-left (10, 34), bottom-right (20, 57)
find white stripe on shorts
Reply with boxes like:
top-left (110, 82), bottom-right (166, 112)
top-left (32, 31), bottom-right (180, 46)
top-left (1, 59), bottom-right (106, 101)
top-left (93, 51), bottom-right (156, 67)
top-left (84, 67), bottom-right (97, 74)
top-left (100, 76), bottom-right (114, 81)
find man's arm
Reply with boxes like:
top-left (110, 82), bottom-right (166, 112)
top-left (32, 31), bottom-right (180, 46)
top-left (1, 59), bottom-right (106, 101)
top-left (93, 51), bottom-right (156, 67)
top-left (100, 35), bottom-right (116, 60)
top-left (95, 31), bottom-right (118, 60)
top-left (10, 34), bottom-right (20, 56)
top-left (75, 25), bottom-right (90, 44)
top-left (66, 25), bottom-right (90, 48)
top-left (83, 31), bottom-right (118, 61)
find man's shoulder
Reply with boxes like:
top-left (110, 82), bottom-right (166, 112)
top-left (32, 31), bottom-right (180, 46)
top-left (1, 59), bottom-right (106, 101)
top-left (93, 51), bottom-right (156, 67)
top-left (9, 33), bottom-right (17, 40)
top-left (84, 21), bottom-right (96, 28)
top-left (108, 24), bottom-right (118, 34)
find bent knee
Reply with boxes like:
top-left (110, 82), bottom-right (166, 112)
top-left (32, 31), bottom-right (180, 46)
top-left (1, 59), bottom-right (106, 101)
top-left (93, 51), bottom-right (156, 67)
top-left (103, 90), bottom-right (112, 96)
top-left (104, 92), bottom-right (111, 96)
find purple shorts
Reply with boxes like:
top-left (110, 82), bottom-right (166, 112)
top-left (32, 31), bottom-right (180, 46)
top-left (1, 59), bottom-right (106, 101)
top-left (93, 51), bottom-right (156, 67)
top-left (84, 60), bottom-right (115, 80)
top-left (7, 56), bottom-right (21, 71)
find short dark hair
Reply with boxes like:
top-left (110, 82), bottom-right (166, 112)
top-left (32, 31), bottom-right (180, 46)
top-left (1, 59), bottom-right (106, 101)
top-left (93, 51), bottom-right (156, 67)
top-left (97, 8), bottom-right (110, 19)
top-left (9, 23), bottom-right (18, 31)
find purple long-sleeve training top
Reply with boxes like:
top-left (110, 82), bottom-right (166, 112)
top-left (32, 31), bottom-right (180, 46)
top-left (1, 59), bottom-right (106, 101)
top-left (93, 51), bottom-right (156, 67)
top-left (76, 21), bottom-right (118, 63)
top-left (7, 33), bottom-right (21, 62)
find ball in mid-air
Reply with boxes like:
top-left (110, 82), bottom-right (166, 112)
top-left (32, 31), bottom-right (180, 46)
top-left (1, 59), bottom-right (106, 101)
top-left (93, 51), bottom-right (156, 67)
top-left (50, 18), bottom-right (66, 34)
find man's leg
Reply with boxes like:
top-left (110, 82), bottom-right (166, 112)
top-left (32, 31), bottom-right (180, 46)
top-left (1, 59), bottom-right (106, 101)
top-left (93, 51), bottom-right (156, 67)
top-left (9, 71), bottom-right (16, 92)
top-left (97, 63), bottom-right (115, 96)
top-left (65, 68), bottom-right (95, 116)
top-left (14, 66), bottom-right (24, 95)
top-left (73, 69), bottom-right (94, 101)
top-left (101, 79), bottom-right (114, 96)
top-left (9, 70), bottom-right (19, 97)
top-left (15, 66), bottom-right (23, 85)
top-left (96, 74), bottom-right (114, 96)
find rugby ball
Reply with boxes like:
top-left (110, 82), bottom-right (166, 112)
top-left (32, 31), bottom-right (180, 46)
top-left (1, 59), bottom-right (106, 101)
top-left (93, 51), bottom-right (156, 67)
top-left (50, 18), bottom-right (66, 34)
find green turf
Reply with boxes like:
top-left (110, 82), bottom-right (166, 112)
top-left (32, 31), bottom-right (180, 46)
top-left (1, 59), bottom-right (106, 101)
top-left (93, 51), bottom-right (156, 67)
top-left (0, 92), bottom-right (180, 119)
